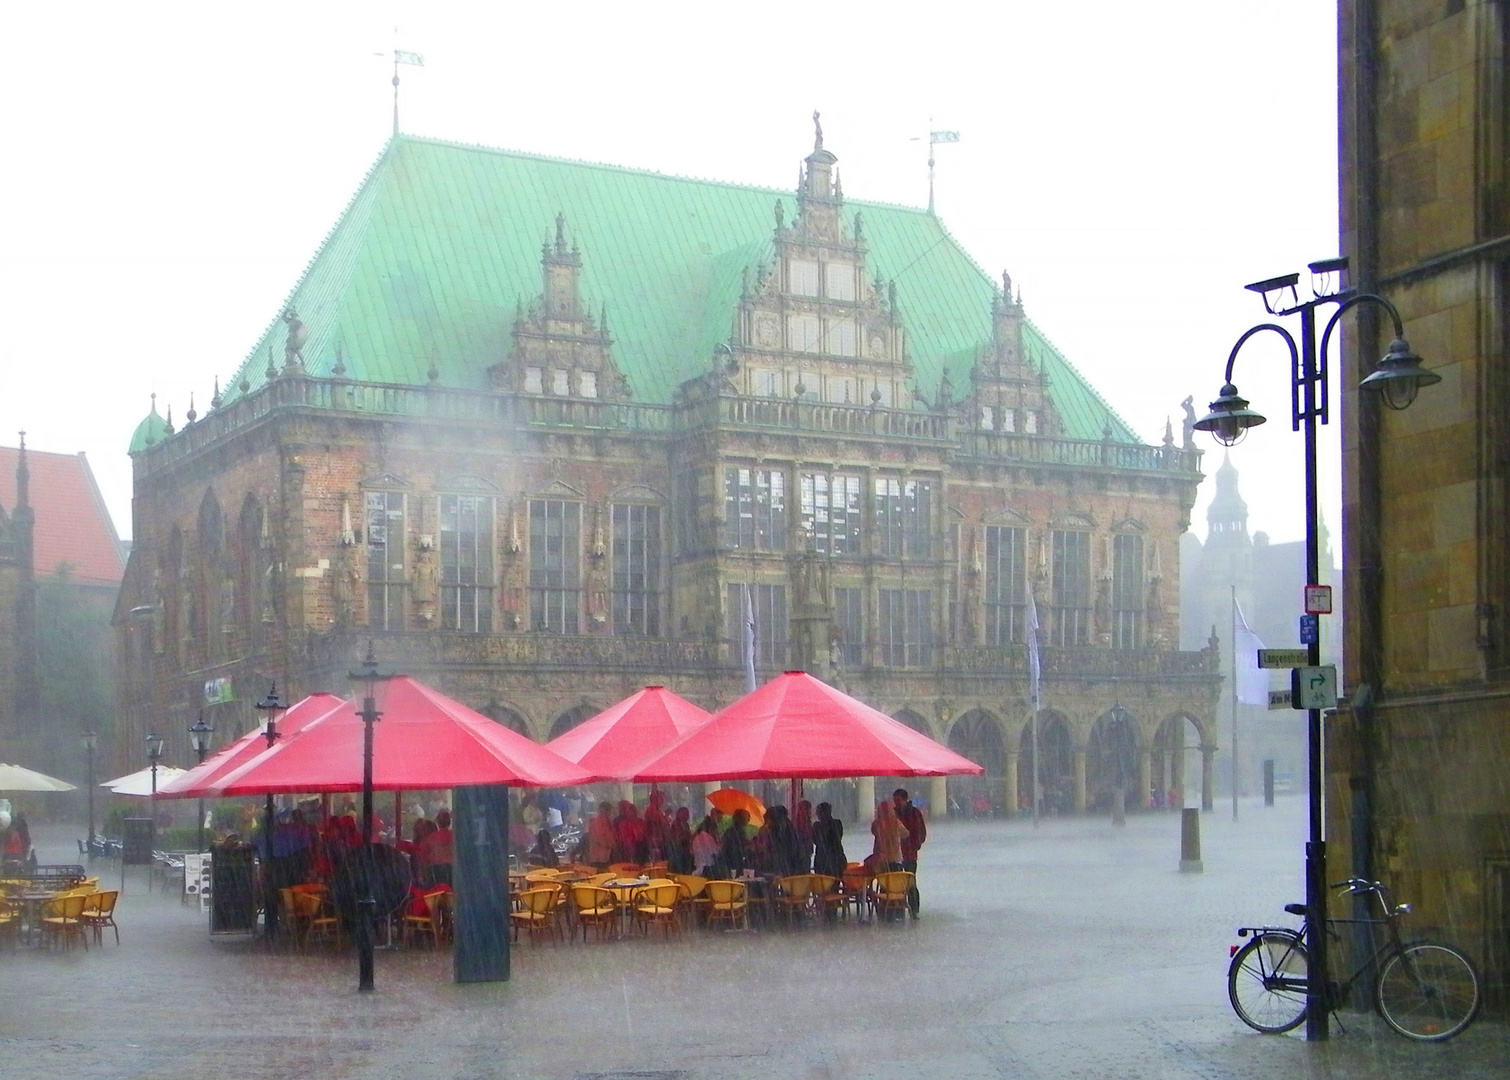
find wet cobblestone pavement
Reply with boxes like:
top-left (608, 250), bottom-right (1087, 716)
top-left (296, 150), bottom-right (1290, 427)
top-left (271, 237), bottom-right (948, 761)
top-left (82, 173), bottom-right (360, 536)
top-left (2, 799), bottom-right (1506, 1079)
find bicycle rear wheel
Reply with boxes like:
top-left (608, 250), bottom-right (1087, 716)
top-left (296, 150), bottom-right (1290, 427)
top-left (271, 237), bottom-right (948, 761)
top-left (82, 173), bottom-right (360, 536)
top-left (1375, 942), bottom-right (1481, 1042)
top-left (1228, 931), bottom-right (1309, 1034)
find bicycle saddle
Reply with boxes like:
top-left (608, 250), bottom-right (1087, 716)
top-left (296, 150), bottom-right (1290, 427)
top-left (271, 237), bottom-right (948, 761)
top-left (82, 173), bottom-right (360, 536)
top-left (1284, 903), bottom-right (1307, 916)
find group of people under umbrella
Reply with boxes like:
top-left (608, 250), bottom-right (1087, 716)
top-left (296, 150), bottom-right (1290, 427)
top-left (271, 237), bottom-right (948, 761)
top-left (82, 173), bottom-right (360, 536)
top-left (151, 669), bottom-right (981, 954)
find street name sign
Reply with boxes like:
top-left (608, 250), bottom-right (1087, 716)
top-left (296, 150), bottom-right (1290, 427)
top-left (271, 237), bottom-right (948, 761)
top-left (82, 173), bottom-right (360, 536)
top-left (1259, 649), bottom-right (1310, 669)
top-left (1290, 664), bottom-right (1339, 710)
top-left (1304, 584), bottom-right (1333, 614)
top-left (1268, 690), bottom-right (1293, 710)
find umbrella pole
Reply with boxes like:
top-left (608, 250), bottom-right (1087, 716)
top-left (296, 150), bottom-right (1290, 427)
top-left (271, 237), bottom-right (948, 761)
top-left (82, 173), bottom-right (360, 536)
top-left (264, 792), bottom-right (277, 943)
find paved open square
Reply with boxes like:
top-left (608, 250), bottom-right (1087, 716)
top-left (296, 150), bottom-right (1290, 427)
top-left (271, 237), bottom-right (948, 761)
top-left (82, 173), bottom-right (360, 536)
top-left (3, 800), bottom-right (1506, 1079)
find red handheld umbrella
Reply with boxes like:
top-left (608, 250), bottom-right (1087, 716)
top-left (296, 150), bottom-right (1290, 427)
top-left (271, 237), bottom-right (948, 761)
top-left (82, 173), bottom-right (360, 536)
top-left (631, 671), bottom-right (986, 783)
top-left (155, 693), bottom-right (346, 800)
top-left (545, 685), bottom-right (712, 781)
top-left (198, 676), bottom-right (596, 796)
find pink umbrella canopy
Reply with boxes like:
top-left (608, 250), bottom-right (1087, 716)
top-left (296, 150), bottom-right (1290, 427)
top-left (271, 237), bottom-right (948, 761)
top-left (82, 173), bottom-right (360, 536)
top-left (155, 693), bottom-right (346, 799)
top-left (177, 676), bottom-right (596, 797)
top-left (631, 671), bottom-right (986, 783)
top-left (545, 686), bottom-right (712, 781)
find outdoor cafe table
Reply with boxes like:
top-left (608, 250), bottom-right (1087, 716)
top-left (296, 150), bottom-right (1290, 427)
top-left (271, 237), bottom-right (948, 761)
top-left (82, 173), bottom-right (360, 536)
top-left (16, 889), bottom-right (59, 946)
top-left (602, 877), bottom-right (650, 937)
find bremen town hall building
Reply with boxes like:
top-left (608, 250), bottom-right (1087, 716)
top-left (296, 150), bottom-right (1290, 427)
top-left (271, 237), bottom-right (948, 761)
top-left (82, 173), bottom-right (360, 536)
top-left (115, 124), bottom-right (1220, 816)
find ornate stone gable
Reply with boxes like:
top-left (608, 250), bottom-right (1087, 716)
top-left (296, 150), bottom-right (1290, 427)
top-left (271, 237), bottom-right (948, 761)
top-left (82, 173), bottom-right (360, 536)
top-left (729, 120), bottom-right (911, 411)
top-left (488, 214), bottom-right (630, 401)
top-left (967, 273), bottom-right (1063, 437)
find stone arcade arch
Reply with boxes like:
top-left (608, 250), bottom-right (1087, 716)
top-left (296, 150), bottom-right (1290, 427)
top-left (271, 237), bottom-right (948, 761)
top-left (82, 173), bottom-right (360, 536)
top-left (1151, 712), bottom-right (1214, 811)
top-left (480, 700), bottom-right (533, 740)
top-left (548, 703), bottom-right (599, 741)
top-left (1086, 709), bottom-right (1141, 813)
top-left (1017, 712), bottom-right (1073, 815)
top-left (947, 709), bottom-right (1006, 816)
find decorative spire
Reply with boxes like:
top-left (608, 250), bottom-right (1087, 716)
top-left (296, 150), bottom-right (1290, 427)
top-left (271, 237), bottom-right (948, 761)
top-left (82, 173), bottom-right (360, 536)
top-left (186, 393), bottom-right (197, 424)
top-left (264, 346), bottom-right (277, 381)
top-left (15, 431), bottom-right (28, 510)
top-left (853, 210), bottom-right (863, 240)
top-left (427, 356), bottom-right (440, 384)
top-left (164, 405), bottom-right (175, 435)
top-left (210, 378), bottom-right (222, 409)
top-left (239, 376), bottom-right (250, 393)
top-left (1163, 417), bottom-right (1175, 447)
top-left (774, 200), bottom-right (784, 229)
top-left (555, 212), bottom-right (567, 254)
top-left (331, 343), bottom-right (346, 378)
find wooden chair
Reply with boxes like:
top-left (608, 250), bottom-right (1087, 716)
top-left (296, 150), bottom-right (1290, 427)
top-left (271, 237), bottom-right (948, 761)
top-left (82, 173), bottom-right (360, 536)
top-left (633, 881), bottom-right (682, 937)
top-left (570, 884), bottom-right (619, 942)
top-left (703, 879), bottom-right (748, 931)
top-left (774, 874), bottom-right (817, 925)
top-left (279, 887), bottom-right (310, 945)
top-left (872, 871), bottom-right (915, 922)
top-left (840, 867), bottom-right (873, 921)
top-left (608, 862), bottom-right (642, 876)
top-left (810, 874), bottom-right (843, 920)
top-left (523, 869), bottom-right (561, 884)
top-left (40, 893), bottom-right (89, 951)
top-left (81, 889), bottom-right (120, 945)
top-left (292, 889), bottom-right (340, 947)
top-left (509, 887), bottom-right (562, 944)
top-left (0, 898), bottom-right (19, 945)
top-left (669, 873), bottom-right (709, 925)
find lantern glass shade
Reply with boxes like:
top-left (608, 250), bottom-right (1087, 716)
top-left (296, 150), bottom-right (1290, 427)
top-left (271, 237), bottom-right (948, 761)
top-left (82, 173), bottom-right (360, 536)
top-left (145, 732), bottom-right (166, 762)
top-left (1193, 383), bottom-right (1266, 447)
top-left (1358, 338), bottom-right (1439, 411)
top-left (80, 731), bottom-right (97, 752)
top-left (189, 717), bottom-right (213, 754)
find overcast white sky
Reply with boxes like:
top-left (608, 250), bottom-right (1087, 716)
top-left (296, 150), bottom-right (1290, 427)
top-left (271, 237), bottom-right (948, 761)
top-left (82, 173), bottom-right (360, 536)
top-left (1, 1), bottom-right (1340, 551)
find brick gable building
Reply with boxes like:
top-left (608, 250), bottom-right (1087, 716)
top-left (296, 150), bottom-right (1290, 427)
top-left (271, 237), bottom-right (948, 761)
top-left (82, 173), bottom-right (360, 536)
top-left (116, 128), bottom-right (1219, 815)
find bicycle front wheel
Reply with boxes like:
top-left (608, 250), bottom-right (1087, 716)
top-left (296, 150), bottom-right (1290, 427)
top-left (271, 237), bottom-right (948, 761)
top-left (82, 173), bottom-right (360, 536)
top-left (1228, 931), bottom-right (1309, 1034)
top-left (1375, 942), bottom-right (1481, 1042)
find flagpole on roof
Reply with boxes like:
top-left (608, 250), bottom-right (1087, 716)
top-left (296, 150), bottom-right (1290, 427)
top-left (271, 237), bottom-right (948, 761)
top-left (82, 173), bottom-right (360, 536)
top-left (382, 41), bottom-right (425, 137)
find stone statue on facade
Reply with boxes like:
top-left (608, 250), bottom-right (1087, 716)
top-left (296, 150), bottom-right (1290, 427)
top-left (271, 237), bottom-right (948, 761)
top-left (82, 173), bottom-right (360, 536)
top-left (281, 308), bottom-right (308, 369)
top-left (1181, 395), bottom-right (1197, 450)
top-left (413, 539), bottom-right (438, 623)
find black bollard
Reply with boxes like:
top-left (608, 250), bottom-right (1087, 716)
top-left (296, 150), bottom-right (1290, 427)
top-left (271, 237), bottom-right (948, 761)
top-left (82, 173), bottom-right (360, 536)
top-left (1179, 807), bottom-right (1203, 872)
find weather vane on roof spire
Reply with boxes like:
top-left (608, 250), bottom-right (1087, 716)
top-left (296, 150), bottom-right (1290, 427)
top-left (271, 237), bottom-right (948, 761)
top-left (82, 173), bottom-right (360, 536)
top-left (813, 110), bottom-right (823, 151)
top-left (377, 29), bottom-right (425, 137)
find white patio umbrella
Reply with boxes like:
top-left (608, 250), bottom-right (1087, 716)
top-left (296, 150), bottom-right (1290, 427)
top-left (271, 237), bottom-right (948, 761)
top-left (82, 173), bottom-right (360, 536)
top-left (0, 763), bottom-right (77, 792)
top-left (101, 766), bottom-right (188, 797)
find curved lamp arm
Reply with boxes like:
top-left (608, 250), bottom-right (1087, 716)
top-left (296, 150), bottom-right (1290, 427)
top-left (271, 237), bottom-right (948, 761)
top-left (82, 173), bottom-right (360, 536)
top-left (1318, 292), bottom-right (1406, 376)
top-left (1222, 323), bottom-right (1299, 384)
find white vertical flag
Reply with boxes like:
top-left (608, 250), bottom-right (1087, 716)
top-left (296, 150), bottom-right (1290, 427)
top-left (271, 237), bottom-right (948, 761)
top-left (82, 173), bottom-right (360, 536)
top-left (1234, 601), bottom-right (1268, 705)
top-left (741, 583), bottom-right (758, 693)
top-left (1025, 585), bottom-right (1042, 712)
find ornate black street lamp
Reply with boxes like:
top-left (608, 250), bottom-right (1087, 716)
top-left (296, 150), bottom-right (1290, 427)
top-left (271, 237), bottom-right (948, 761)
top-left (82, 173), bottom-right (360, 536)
top-left (145, 732), bottom-right (165, 797)
top-left (188, 714), bottom-right (214, 853)
top-left (81, 731), bottom-right (97, 854)
top-left (348, 641), bottom-right (396, 993)
top-left (254, 684), bottom-right (288, 942)
top-left (1194, 257), bottom-right (1436, 1041)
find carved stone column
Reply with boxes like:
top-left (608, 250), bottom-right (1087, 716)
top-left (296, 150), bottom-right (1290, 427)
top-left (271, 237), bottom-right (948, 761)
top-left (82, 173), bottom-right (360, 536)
top-left (1004, 750), bottom-right (1019, 817)
top-left (855, 776), bottom-right (876, 821)
top-left (928, 776), bottom-right (948, 821)
top-left (1137, 748), bottom-right (1153, 813)
top-left (1201, 745), bottom-right (1215, 812)
top-left (1072, 748), bottom-right (1087, 813)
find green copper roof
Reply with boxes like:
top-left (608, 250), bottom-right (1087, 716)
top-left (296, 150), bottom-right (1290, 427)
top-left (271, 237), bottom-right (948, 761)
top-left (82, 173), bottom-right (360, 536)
top-left (217, 135), bottom-right (1137, 443)
top-left (128, 401), bottom-right (170, 455)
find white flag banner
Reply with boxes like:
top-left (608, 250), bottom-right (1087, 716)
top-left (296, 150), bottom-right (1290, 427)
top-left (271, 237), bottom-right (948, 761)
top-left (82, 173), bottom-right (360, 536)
top-left (394, 49), bottom-right (425, 66)
top-left (930, 130), bottom-right (961, 144)
top-left (1234, 601), bottom-right (1268, 705)
top-left (741, 583), bottom-right (758, 694)
top-left (1026, 585), bottom-right (1042, 711)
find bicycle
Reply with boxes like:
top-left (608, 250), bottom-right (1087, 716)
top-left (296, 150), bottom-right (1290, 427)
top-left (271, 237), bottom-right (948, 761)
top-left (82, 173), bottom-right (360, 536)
top-left (1227, 877), bottom-right (1481, 1042)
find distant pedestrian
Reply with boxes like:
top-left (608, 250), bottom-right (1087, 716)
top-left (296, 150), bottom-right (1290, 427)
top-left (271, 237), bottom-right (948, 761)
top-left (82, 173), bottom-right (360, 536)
top-left (586, 802), bottom-right (616, 868)
top-left (870, 799), bottom-right (908, 872)
top-left (892, 788), bottom-right (927, 918)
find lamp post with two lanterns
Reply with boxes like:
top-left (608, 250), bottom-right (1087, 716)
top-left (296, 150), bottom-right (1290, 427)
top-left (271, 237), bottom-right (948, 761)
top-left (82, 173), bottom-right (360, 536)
top-left (1193, 256), bottom-right (1438, 1041)
top-left (81, 731), bottom-right (98, 854)
top-left (188, 714), bottom-right (214, 853)
top-left (253, 685), bottom-right (288, 942)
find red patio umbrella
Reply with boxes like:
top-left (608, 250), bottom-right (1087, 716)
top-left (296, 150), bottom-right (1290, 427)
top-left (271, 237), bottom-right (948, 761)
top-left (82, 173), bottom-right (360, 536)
top-left (155, 693), bottom-right (346, 799)
top-left (545, 685), bottom-right (712, 781)
top-left (180, 676), bottom-right (595, 796)
top-left (630, 671), bottom-right (985, 783)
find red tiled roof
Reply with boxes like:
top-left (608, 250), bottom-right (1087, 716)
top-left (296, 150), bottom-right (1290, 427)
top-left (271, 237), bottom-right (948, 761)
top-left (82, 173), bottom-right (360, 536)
top-left (0, 446), bottom-right (125, 587)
